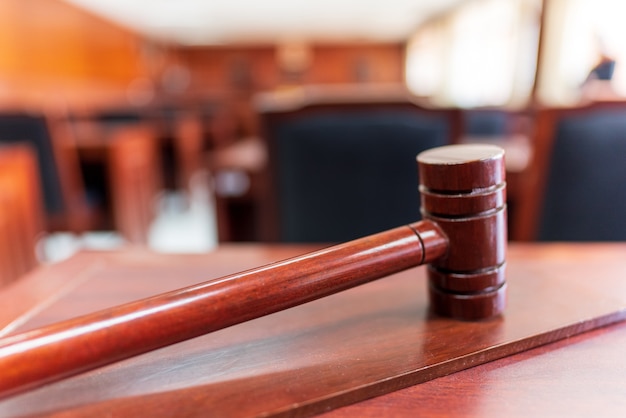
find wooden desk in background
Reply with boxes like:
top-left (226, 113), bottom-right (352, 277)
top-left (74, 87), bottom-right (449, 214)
top-left (0, 243), bottom-right (625, 417)
top-left (70, 122), bottom-right (161, 244)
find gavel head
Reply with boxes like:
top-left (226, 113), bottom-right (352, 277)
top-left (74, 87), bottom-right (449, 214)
top-left (417, 144), bottom-right (507, 320)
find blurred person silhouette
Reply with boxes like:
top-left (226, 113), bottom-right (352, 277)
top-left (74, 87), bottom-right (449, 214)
top-left (581, 35), bottom-right (618, 100)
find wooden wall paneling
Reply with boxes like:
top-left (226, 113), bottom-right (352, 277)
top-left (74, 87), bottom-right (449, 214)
top-left (0, 0), bottom-right (154, 109)
top-left (12, 0), bottom-right (88, 83)
top-left (308, 43), bottom-right (405, 84)
top-left (178, 46), bottom-right (279, 145)
top-left (179, 46), bottom-right (279, 94)
top-left (178, 43), bottom-right (405, 92)
top-left (0, 2), bottom-right (21, 91)
top-left (176, 43), bottom-right (406, 144)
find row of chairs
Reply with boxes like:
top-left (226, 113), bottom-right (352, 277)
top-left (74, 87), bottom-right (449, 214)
top-left (515, 102), bottom-right (626, 241)
top-left (239, 87), bottom-right (626, 243)
top-left (255, 86), bottom-right (462, 242)
top-left (3, 88), bottom-right (624, 283)
top-left (0, 104), bottom-right (211, 241)
top-left (0, 109), bottom-right (167, 285)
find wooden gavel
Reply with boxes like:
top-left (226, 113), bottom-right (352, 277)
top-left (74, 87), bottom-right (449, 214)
top-left (0, 143), bottom-right (506, 399)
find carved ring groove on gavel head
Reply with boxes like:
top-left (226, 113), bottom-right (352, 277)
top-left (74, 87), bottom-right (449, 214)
top-left (0, 143), bottom-right (507, 399)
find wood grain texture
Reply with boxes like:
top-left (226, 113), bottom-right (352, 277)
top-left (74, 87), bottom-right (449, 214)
top-left (418, 144), bottom-right (507, 319)
top-left (0, 0), bottom-right (151, 109)
top-left (321, 320), bottom-right (626, 418)
top-left (0, 223), bottom-right (446, 399)
top-left (0, 243), bottom-right (625, 417)
top-left (0, 144), bottom-right (507, 397)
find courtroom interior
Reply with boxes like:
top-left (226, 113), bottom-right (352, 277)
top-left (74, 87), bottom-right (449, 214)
top-left (2, 0), bottom-right (626, 275)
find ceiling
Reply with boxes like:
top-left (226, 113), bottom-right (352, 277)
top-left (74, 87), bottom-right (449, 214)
top-left (65, 0), bottom-right (469, 46)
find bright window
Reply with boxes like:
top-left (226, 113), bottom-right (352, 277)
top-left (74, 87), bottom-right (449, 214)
top-left (406, 0), bottom-right (540, 108)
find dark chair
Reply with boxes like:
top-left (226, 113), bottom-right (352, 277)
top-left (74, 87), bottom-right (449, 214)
top-left (0, 110), bottom-right (111, 235)
top-left (257, 86), bottom-right (461, 243)
top-left (0, 111), bottom-right (98, 233)
top-left (78, 104), bottom-right (205, 191)
top-left (515, 102), bottom-right (626, 241)
top-left (463, 108), bottom-right (511, 137)
top-left (66, 116), bottom-right (163, 244)
top-left (0, 112), bottom-right (65, 218)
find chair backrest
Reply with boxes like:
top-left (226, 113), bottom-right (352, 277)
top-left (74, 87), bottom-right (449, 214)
top-left (257, 86), bottom-right (461, 243)
top-left (515, 102), bottom-right (626, 241)
top-left (107, 124), bottom-right (161, 244)
top-left (0, 112), bottom-right (65, 217)
top-left (0, 144), bottom-right (44, 286)
top-left (0, 110), bottom-right (97, 233)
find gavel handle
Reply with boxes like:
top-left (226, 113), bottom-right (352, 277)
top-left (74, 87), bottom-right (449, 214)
top-left (0, 220), bottom-right (447, 399)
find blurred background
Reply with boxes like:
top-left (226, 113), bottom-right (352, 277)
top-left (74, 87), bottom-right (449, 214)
top-left (2, 0), bottom-right (626, 285)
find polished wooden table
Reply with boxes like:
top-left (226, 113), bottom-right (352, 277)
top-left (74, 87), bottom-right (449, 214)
top-left (1, 243), bottom-right (626, 417)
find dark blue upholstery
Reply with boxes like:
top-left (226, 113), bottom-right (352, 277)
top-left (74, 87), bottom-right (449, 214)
top-left (464, 110), bottom-right (509, 137)
top-left (538, 109), bottom-right (626, 241)
top-left (273, 111), bottom-right (449, 242)
top-left (589, 59), bottom-right (615, 81)
top-left (0, 113), bottom-right (65, 215)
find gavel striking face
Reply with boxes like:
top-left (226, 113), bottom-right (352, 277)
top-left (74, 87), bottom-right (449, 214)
top-left (0, 144), bottom-right (506, 399)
